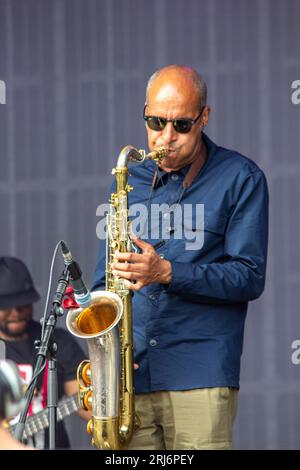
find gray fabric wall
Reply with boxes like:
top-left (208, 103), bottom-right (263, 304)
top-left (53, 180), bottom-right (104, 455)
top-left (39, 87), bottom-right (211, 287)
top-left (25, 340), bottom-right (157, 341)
top-left (0, 0), bottom-right (300, 449)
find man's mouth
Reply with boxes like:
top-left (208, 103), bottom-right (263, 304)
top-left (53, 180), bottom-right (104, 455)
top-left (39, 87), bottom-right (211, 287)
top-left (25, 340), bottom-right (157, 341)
top-left (162, 148), bottom-right (178, 156)
top-left (7, 319), bottom-right (27, 325)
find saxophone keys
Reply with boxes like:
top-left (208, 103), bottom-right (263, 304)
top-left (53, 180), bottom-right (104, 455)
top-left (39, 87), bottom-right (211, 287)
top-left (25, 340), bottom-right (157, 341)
top-left (87, 419), bottom-right (93, 434)
top-left (83, 390), bottom-right (93, 411)
top-left (78, 360), bottom-right (91, 386)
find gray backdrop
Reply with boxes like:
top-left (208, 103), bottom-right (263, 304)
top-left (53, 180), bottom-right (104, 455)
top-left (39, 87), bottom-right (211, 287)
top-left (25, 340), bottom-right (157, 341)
top-left (0, 0), bottom-right (300, 449)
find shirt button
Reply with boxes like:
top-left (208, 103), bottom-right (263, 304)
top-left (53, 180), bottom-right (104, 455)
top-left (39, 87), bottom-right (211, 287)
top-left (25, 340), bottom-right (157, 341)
top-left (160, 254), bottom-right (165, 259)
top-left (171, 174), bottom-right (179, 181)
top-left (149, 339), bottom-right (157, 347)
top-left (149, 294), bottom-right (156, 301)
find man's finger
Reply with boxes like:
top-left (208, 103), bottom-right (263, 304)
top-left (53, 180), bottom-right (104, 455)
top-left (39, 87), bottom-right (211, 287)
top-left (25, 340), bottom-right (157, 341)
top-left (112, 270), bottom-right (143, 281)
top-left (124, 279), bottom-right (144, 291)
top-left (112, 261), bottom-right (144, 272)
top-left (114, 251), bottom-right (142, 262)
top-left (130, 237), bottom-right (154, 251)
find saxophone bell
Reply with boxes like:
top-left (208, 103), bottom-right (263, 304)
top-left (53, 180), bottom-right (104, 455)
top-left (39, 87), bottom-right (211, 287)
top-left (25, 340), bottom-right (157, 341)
top-left (66, 291), bottom-right (123, 339)
top-left (66, 290), bottom-right (123, 449)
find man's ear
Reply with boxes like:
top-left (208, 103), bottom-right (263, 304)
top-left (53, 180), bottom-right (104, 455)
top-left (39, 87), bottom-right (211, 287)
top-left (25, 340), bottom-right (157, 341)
top-left (201, 106), bottom-right (211, 128)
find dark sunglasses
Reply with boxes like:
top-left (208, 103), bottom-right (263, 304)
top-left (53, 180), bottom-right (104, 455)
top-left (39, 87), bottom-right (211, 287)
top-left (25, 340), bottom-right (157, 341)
top-left (143, 106), bottom-right (204, 134)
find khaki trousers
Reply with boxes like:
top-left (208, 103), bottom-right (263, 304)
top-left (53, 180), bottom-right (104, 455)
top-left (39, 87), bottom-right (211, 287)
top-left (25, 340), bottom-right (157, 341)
top-left (128, 387), bottom-right (238, 450)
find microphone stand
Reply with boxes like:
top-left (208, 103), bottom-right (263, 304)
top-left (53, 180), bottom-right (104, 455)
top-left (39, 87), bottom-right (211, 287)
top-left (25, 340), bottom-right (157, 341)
top-left (14, 269), bottom-right (70, 449)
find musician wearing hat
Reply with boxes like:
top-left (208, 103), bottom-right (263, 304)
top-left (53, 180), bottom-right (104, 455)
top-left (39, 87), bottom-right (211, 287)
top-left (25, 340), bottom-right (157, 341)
top-left (0, 256), bottom-right (90, 449)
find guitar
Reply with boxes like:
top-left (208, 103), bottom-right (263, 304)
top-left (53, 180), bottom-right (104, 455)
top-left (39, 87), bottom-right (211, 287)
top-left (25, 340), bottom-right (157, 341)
top-left (8, 393), bottom-right (79, 439)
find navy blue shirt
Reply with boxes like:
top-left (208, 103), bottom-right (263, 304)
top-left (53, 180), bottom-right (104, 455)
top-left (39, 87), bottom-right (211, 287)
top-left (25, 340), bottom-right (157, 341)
top-left (93, 134), bottom-right (269, 393)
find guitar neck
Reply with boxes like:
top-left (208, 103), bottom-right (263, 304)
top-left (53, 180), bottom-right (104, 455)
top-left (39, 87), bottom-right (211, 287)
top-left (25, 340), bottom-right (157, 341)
top-left (9, 393), bottom-right (79, 439)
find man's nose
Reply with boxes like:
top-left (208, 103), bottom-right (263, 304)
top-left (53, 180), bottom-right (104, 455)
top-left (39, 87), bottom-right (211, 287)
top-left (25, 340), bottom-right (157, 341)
top-left (7, 307), bottom-right (23, 318)
top-left (161, 122), bottom-right (177, 145)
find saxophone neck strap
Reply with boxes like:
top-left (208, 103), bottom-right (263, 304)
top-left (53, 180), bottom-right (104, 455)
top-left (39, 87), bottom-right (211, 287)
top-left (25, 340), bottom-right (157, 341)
top-left (151, 139), bottom-right (207, 190)
top-left (182, 139), bottom-right (207, 189)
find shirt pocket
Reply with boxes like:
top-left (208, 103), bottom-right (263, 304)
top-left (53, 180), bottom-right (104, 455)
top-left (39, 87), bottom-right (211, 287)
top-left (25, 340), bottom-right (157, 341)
top-left (182, 209), bottom-right (227, 252)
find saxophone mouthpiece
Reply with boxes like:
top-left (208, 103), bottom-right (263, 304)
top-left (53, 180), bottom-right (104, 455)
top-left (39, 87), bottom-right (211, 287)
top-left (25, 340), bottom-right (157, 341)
top-left (146, 147), bottom-right (169, 163)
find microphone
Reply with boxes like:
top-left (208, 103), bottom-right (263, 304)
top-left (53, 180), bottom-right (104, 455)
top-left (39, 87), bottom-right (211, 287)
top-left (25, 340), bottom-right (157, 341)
top-left (60, 241), bottom-right (91, 308)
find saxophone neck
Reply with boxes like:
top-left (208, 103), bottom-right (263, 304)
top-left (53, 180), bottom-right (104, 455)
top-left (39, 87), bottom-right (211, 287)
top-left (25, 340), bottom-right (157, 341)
top-left (116, 146), bottom-right (144, 169)
top-left (116, 145), bottom-right (168, 170)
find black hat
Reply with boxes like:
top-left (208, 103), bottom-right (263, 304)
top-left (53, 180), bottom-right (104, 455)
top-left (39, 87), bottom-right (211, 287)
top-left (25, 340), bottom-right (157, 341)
top-left (0, 257), bottom-right (40, 309)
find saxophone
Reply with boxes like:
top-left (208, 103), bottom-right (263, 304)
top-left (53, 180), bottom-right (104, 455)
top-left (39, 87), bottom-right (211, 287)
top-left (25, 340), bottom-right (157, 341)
top-left (66, 145), bottom-right (168, 449)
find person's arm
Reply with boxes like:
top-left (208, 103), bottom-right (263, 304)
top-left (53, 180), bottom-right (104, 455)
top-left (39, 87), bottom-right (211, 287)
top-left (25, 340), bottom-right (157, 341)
top-left (112, 170), bottom-right (269, 304)
top-left (0, 422), bottom-right (34, 450)
top-left (63, 380), bottom-right (91, 421)
top-left (165, 170), bottom-right (269, 303)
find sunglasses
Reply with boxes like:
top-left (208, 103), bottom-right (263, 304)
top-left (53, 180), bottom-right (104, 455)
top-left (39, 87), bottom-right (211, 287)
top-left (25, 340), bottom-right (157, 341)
top-left (143, 106), bottom-right (204, 134)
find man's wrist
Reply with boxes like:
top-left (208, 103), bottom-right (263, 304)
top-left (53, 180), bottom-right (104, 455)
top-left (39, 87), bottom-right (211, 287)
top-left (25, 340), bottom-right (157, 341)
top-left (159, 259), bottom-right (172, 284)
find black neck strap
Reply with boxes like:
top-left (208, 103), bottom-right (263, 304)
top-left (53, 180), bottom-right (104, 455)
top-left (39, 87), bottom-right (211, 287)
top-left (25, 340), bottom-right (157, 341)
top-left (151, 140), bottom-right (207, 190)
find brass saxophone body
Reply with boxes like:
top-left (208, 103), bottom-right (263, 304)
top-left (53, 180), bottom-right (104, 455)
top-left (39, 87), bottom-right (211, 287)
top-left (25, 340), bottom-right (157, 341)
top-left (66, 145), bottom-right (168, 449)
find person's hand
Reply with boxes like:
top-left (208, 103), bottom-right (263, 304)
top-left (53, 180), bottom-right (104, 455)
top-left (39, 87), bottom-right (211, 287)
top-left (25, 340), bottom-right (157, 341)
top-left (111, 236), bottom-right (172, 291)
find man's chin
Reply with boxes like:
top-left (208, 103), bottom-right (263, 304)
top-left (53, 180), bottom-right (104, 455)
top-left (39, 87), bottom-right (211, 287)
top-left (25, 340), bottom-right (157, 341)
top-left (0, 321), bottom-right (28, 339)
top-left (159, 157), bottom-right (181, 172)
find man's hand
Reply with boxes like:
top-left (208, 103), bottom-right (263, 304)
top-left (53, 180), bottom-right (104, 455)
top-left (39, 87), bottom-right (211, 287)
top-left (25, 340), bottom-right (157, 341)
top-left (64, 380), bottom-right (91, 421)
top-left (111, 237), bottom-right (172, 291)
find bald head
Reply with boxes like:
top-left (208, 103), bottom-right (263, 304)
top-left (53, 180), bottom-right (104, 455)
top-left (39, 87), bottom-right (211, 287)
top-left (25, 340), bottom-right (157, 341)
top-left (145, 65), bottom-right (207, 110)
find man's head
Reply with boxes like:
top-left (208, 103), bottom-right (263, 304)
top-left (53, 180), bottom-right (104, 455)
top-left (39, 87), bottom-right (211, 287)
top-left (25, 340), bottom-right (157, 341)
top-left (144, 65), bottom-right (211, 172)
top-left (0, 258), bottom-right (40, 340)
